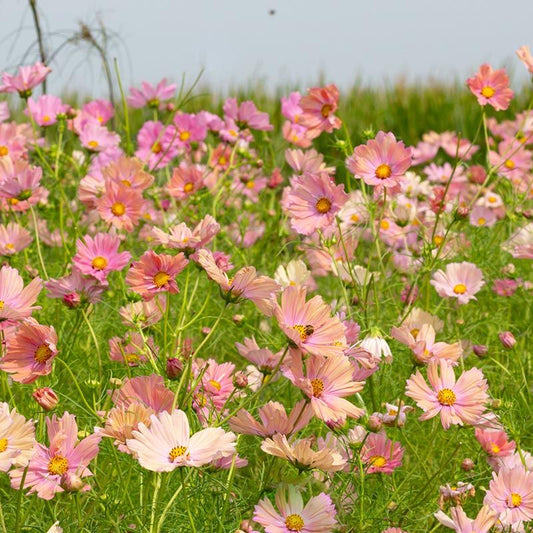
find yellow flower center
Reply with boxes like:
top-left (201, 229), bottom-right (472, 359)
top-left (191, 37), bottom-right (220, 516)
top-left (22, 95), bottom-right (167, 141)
top-left (246, 180), bottom-right (255, 189)
top-left (125, 353), bottom-right (140, 364)
top-left (97, 116), bottom-right (104, 123)
top-left (48, 455), bottom-right (69, 475)
top-left (369, 455), bottom-right (387, 468)
top-left (121, 179), bottom-right (132, 187)
top-left (0, 300), bottom-right (4, 309)
top-left (169, 446), bottom-right (188, 462)
top-left (0, 146), bottom-right (8, 157)
top-left (481, 86), bottom-right (495, 98)
top-left (5, 243), bottom-right (14, 250)
top-left (151, 142), bottom-right (162, 154)
top-left (350, 214), bottom-right (359, 222)
top-left (179, 131), bottom-right (190, 142)
top-left (488, 196), bottom-right (497, 203)
top-left (504, 159), bottom-right (515, 170)
top-left (311, 378), bottom-right (324, 397)
top-left (218, 156), bottom-right (227, 166)
top-left (0, 438), bottom-right (7, 453)
top-left (315, 197), bottom-right (331, 214)
top-left (321, 104), bottom-right (332, 118)
top-left (491, 443), bottom-right (501, 454)
top-left (437, 388), bottom-right (456, 406)
top-left (477, 217), bottom-right (486, 226)
top-left (91, 256), bottom-right (108, 270)
top-left (375, 163), bottom-right (392, 179)
top-left (34, 344), bottom-right (53, 364)
top-left (433, 235), bottom-right (444, 246)
top-left (292, 324), bottom-right (314, 341)
top-left (42, 115), bottom-right (51, 123)
top-left (508, 492), bottom-right (522, 508)
top-left (209, 379), bottom-right (221, 391)
top-left (410, 328), bottom-right (420, 338)
top-left (153, 271), bottom-right (170, 288)
top-left (111, 202), bottom-right (126, 216)
top-left (183, 182), bottom-right (194, 193)
top-left (8, 198), bottom-right (19, 206)
top-left (453, 283), bottom-right (467, 294)
top-left (285, 514), bottom-right (305, 531)
top-left (88, 140), bottom-right (99, 149)
top-left (380, 219), bottom-right (390, 230)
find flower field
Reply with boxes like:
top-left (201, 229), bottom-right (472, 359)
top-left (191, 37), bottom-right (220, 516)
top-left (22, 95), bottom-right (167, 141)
top-left (0, 49), bottom-right (533, 532)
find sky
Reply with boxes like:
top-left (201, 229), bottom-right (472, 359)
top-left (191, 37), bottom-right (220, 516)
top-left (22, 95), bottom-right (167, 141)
top-left (1, 0), bottom-right (533, 97)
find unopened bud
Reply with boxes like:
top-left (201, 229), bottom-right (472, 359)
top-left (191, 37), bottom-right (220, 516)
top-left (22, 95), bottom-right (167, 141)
top-left (202, 327), bottom-right (211, 336)
top-left (498, 331), bottom-right (516, 349)
top-left (63, 291), bottom-right (81, 308)
top-left (455, 205), bottom-right (469, 219)
top-left (367, 414), bottom-right (383, 433)
top-left (60, 471), bottom-right (85, 492)
top-left (32, 387), bottom-right (59, 410)
top-left (233, 371), bottom-right (248, 389)
top-left (166, 358), bottom-right (183, 380)
top-left (232, 314), bottom-right (244, 324)
top-left (468, 165), bottom-right (487, 184)
top-left (461, 458), bottom-right (475, 471)
top-left (472, 344), bottom-right (488, 357)
top-left (491, 398), bottom-right (502, 409)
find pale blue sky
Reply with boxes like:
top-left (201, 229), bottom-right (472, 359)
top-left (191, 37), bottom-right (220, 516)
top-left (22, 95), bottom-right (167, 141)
top-left (1, 0), bottom-right (533, 97)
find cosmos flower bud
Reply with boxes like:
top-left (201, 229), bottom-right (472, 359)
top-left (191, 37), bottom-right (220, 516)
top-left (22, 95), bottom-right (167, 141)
top-left (32, 387), bottom-right (59, 410)
top-left (367, 414), bottom-right (383, 433)
top-left (60, 471), bottom-right (86, 492)
top-left (461, 458), bottom-right (475, 471)
top-left (455, 205), bottom-right (469, 219)
top-left (473, 344), bottom-right (488, 357)
top-left (232, 314), bottom-right (245, 324)
top-left (468, 164), bottom-right (487, 184)
top-left (166, 358), bottom-right (183, 380)
top-left (498, 331), bottom-right (516, 349)
top-left (233, 371), bottom-right (248, 389)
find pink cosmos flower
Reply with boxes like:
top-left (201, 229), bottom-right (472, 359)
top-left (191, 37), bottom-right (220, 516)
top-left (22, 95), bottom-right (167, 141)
top-left (435, 505), bottom-right (498, 533)
top-left (97, 181), bottom-right (144, 231)
top-left (1, 319), bottom-right (58, 384)
top-left (81, 99), bottom-right (114, 125)
top-left (261, 433), bottom-right (347, 472)
top-left (229, 400), bottom-right (312, 437)
top-left (135, 121), bottom-right (177, 169)
top-left (126, 409), bottom-right (236, 471)
top-left (235, 336), bottom-right (283, 374)
top-left (0, 123), bottom-right (27, 161)
top-left (9, 412), bottom-right (101, 500)
top-left (0, 102), bottom-right (9, 122)
top-left (475, 428), bottom-right (516, 458)
top-left (0, 265), bottom-right (42, 329)
top-left (126, 250), bottom-right (188, 300)
top-left (101, 156), bottom-right (154, 191)
top-left (484, 466), bottom-right (533, 524)
top-left (469, 206), bottom-right (497, 228)
top-left (111, 374), bottom-right (174, 413)
top-left (285, 149), bottom-right (335, 175)
top-left (492, 278), bottom-right (519, 297)
top-left (197, 249), bottom-right (280, 316)
top-left (194, 358), bottom-right (236, 413)
top-left (284, 172), bottom-right (348, 236)
top-left (282, 121), bottom-right (313, 148)
top-left (151, 215), bottom-right (220, 252)
top-left (73, 232), bottom-right (132, 284)
top-left (78, 122), bottom-right (120, 152)
top-left (405, 359), bottom-right (489, 429)
top-left (254, 485), bottom-right (337, 533)
top-left (97, 402), bottom-right (155, 454)
top-left (517, 46), bottom-right (533, 74)
top-left (0, 403), bottom-right (35, 472)
top-left (430, 262), bottom-right (485, 304)
top-left (127, 78), bottom-right (177, 108)
top-left (45, 268), bottom-right (105, 307)
top-left (284, 350), bottom-right (364, 424)
top-left (273, 285), bottom-right (347, 357)
top-left (0, 62), bottom-right (51, 97)
top-left (346, 131), bottom-right (412, 189)
top-left (119, 297), bottom-right (165, 328)
top-left (299, 84), bottom-right (342, 139)
top-left (360, 432), bottom-right (404, 474)
top-left (108, 331), bottom-right (158, 367)
top-left (168, 113), bottom-right (208, 147)
top-left (26, 95), bottom-right (69, 126)
top-left (167, 162), bottom-right (205, 199)
top-left (0, 222), bottom-right (32, 255)
top-left (0, 158), bottom-right (46, 211)
top-left (223, 98), bottom-right (273, 131)
top-left (467, 64), bottom-right (514, 111)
